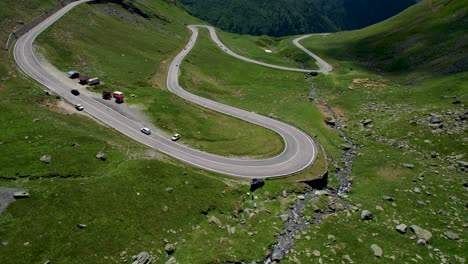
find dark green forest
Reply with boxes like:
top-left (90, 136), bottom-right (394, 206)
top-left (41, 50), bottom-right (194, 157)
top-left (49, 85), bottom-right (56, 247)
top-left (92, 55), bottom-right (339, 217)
top-left (180, 0), bottom-right (417, 36)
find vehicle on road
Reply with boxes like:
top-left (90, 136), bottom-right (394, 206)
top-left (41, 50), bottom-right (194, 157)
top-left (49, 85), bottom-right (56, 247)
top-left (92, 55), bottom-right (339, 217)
top-left (75, 104), bottom-right (84, 111)
top-left (71, 89), bottom-right (80, 96)
top-left (141, 127), bottom-right (151, 135)
top-left (171, 133), bottom-right (181, 141)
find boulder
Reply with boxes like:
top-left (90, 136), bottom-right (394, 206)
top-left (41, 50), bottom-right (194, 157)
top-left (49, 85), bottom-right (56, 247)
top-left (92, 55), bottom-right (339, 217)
top-left (403, 163), bottom-right (415, 169)
top-left (429, 115), bottom-right (442, 124)
top-left (410, 225), bottom-right (432, 242)
top-left (165, 257), bottom-right (176, 264)
top-left (297, 195), bottom-right (305, 200)
top-left (40, 155), bottom-right (51, 164)
top-left (95, 152), bottom-right (107, 161)
top-left (165, 187), bottom-right (173, 193)
top-left (13, 191), bottom-right (29, 199)
top-left (132, 252), bottom-right (151, 264)
top-left (164, 243), bottom-right (175, 254)
top-left (382, 195), bottom-right (394, 201)
top-left (396, 224), bottom-right (407, 234)
top-left (207, 216), bottom-right (222, 227)
top-left (444, 231), bottom-right (460, 240)
top-left (361, 119), bottom-right (373, 126)
top-left (371, 244), bottom-right (382, 257)
top-left (361, 210), bottom-right (373, 220)
top-left (457, 161), bottom-right (468, 168)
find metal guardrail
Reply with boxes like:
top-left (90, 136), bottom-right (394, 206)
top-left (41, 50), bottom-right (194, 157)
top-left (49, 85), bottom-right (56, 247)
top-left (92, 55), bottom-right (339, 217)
top-left (5, 0), bottom-right (79, 50)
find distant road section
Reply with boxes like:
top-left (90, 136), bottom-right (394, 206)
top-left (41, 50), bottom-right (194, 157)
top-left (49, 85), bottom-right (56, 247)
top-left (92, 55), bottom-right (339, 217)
top-left (13, 0), bottom-right (333, 178)
top-left (191, 25), bottom-right (333, 73)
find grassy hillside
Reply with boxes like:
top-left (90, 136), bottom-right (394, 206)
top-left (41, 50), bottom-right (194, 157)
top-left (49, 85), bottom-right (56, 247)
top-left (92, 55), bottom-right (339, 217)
top-left (0, 1), bottom-right (318, 263)
top-left (35, 1), bottom-right (284, 159)
top-left (275, 0), bottom-right (467, 262)
top-left (300, 0), bottom-right (468, 75)
top-left (181, 0), bottom-right (415, 36)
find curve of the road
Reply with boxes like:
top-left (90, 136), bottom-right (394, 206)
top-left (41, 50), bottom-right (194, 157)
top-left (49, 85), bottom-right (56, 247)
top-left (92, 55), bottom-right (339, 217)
top-left (13, 0), bottom-right (332, 178)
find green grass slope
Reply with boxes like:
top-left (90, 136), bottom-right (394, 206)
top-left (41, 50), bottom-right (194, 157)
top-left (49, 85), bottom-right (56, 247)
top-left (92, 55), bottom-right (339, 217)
top-left (0, 1), bottom-right (315, 263)
top-left (300, 0), bottom-right (468, 75)
top-left (35, 1), bottom-right (284, 159)
top-left (276, 0), bottom-right (468, 262)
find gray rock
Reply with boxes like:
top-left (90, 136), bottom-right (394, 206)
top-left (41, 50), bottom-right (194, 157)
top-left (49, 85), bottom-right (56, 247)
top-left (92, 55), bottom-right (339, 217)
top-left (40, 155), bottom-right (51, 164)
top-left (207, 216), bottom-right (222, 227)
top-left (403, 163), bottom-right (415, 169)
top-left (313, 250), bottom-right (321, 257)
top-left (44, 261), bottom-right (51, 264)
top-left (382, 195), bottom-right (394, 201)
top-left (396, 224), bottom-right (407, 234)
top-left (362, 119), bottom-right (373, 126)
top-left (429, 115), bottom-right (442, 124)
top-left (417, 239), bottom-right (427, 245)
top-left (164, 243), bottom-right (175, 254)
top-left (132, 252), bottom-right (151, 264)
top-left (13, 191), bottom-right (29, 199)
top-left (95, 152), bottom-right (107, 161)
top-left (361, 210), bottom-right (373, 220)
top-left (297, 195), bottom-right (305, 200)
top-left (77, 224), bottom-right (87, 229)
top-left (280, 214), bottom-right (289, 222)
top-left (444, 231), bottom-right (460, 240)
top-left (165, 257), bottom-right (176, 264)
top-left (371, 244), bottom-right (383, 257)
top-left (457, 161), bottom-right (468, 168)
top-left (165, 187), bottom-right (173, 193)
top-left (410, 225), bottom-right (432, 242)
top-left (414, 187), bottom-right (421, 193)
top-left (417, 200), bottom-right (426, 206)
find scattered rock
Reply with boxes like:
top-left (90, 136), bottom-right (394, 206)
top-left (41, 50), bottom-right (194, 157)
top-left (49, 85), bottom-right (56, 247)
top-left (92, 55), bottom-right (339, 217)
top-left (13, 191), bottom-right (29, 199)
top-left (382, 195), bottom-right (394, 201)
top-left (410, 225), bottom-right (432, 242)
top-left (132, 252), bottom-right (151, 264)
top-left (71, 143), bottom-right (80, 147)
top-left (164, 243), bottom-right (175, 254)
top-left (313, 250), bottom-right (321, 257)
top-left (280, 214), bottom-right (289, 222)
top-left (207, 215), bottom-right (222, 227)
top-left (297, 195), bottom-right (305, 200)
top-left (165, 257), bottom-right (176, 264)
top-left (414, 187), bottom-right (421, 193)
top-left (165, 187), bottom-right (173, 193)
top-left (444, 231), bottom-right (460, 240)
top-left (417, 239), bottom-right (427, 245)
top-left (361, 210), bottom-right (373, 220)
top-left (77, 224), bottom-right (87, 229)
top-left (403, 163), bottom-right (415, 169)
top-left (40, 155), bottom-right (51, 164)
top-left (371, 244), bottom-right (383, 257)
top-left (396, 224), bottom-right (407, 234)
top-left (417, 200), bottom-right (426, 206)
top-left (361, 119), bottom-right (373, 126)
top-left (429, 115), bottom-right (442, 124)
top-left (95, 152), bottom-right (107, 161)
top-left (375, 205), bottom-right (384, 211)
top-left (457, 161), bottom-right (468, 168)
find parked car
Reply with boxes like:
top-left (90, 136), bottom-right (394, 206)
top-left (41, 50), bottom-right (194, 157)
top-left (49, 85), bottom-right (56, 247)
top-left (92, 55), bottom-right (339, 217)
top-left (75, 104), bottom-right (84, 111)
top-left (141, 127), bottom-right (151, 135)
top-left (71, 89), bottom-right (80, 96)
top-left (171, 133), bottom-right (181, 141)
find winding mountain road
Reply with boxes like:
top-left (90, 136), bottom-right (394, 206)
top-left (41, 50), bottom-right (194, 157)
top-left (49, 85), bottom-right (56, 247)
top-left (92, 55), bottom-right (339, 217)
top-left (13, 0), bottom-right (332, 178)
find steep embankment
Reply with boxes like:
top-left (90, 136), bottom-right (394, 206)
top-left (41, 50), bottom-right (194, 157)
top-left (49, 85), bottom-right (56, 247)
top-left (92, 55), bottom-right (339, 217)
top-left (180, 0), bottom-right (416, 36)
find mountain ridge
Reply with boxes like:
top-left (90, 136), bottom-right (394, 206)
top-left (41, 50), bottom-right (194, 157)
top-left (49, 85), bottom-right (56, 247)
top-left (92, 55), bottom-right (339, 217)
top-left (180, 0), bottom-right (417, 36)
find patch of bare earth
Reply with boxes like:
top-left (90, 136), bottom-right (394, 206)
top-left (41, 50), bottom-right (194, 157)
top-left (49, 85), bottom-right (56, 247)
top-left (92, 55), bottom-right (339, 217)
top-left (348, 78), bottom-right (387, 90)
top-left (377, 166), bottom-right (403, 181)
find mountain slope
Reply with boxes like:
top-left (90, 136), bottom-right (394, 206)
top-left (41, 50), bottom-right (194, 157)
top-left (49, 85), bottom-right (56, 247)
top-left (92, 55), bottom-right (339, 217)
top-left (180, 0), bottom-right (416, 36)
top-left (300, 0), bottom-right (468, 75)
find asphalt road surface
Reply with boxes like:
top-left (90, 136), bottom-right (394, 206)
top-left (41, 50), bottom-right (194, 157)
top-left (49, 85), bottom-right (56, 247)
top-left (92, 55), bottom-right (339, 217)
top-left (13, 0), bottom-right (332, 178)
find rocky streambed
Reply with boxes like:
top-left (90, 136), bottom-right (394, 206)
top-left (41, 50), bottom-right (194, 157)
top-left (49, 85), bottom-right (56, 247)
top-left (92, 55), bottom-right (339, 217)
top-left (262, 78), bottom-right (357, 263)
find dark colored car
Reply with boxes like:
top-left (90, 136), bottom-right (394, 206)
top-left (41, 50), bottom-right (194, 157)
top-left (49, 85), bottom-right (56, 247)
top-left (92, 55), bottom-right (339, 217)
top-left (71, 89), bottom-right (80, 96)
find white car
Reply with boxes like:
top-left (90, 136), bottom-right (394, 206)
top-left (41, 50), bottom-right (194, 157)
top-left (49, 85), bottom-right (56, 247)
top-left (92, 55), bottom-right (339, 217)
top-left (171, 133), bottom-right (180, 141)
top-left (75, 104), bottom-right (84, 111)
top-left (141, 127), bottom-right (151, 135)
